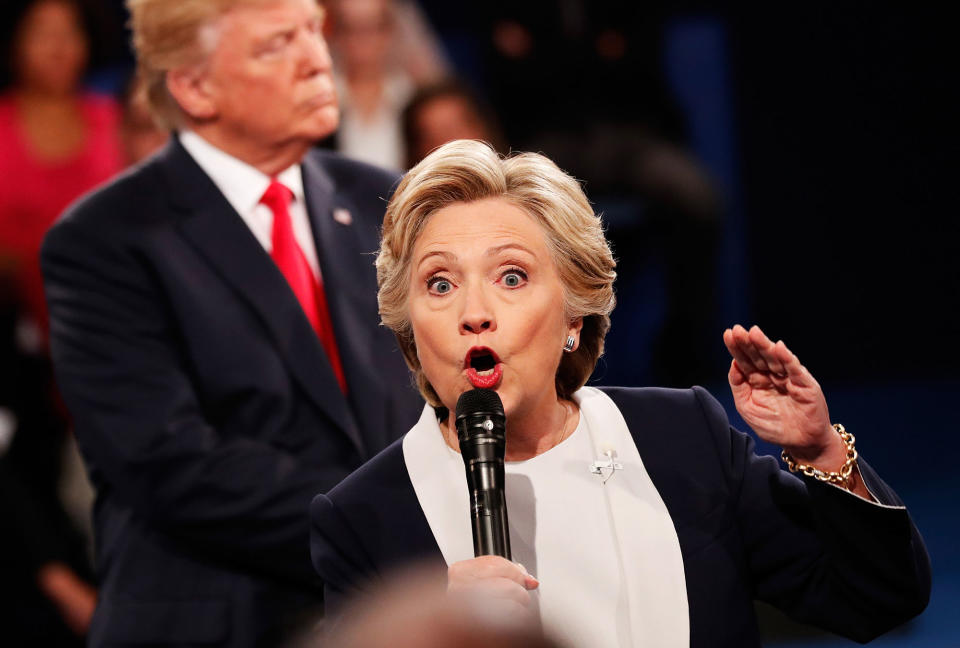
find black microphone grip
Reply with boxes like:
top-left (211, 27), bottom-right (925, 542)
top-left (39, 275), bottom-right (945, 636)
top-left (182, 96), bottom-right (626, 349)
top-left (464, 452), bottom-right (511, 559)
top-left (456, 389), bottom-right (512, 560)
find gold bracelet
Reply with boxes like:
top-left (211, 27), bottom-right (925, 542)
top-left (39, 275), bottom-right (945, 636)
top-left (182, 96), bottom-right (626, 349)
top-left (781, 424), bottom-right (858, 490)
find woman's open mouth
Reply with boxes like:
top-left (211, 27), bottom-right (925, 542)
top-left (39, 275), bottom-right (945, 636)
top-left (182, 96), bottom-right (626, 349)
top-left (464, 347), bottom-right (503, 389)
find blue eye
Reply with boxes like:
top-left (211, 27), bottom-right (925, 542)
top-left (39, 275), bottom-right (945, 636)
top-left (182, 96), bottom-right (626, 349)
top-left (501, 270), bottom-right (526, 288)
top-left (428, 277), bottom-right (453, 294)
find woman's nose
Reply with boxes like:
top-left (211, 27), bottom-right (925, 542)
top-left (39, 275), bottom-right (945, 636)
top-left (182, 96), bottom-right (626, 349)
top-left (459, 285), bottom-right (496, 335)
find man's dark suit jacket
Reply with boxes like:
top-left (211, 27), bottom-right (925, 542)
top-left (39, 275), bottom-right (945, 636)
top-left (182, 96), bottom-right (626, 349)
top-left (311, 386), bottom-right (931, 647)
top-left (41, 138), bottom-right (423, 647)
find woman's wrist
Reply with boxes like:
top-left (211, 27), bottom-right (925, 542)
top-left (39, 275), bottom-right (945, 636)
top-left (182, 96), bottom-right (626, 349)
top-left (781, 424), bottom-right (860, 491)
top-left (783, 423), bottom-right (847, 470)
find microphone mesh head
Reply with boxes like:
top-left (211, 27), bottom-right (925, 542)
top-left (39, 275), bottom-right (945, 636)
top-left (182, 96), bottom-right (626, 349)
top-left (455, 388), bottom-right (504, 420)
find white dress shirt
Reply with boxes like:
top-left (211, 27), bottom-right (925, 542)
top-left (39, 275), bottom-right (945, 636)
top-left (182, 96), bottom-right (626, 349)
top-left (403, 387), bottom-right (690, 648)
top-left (179, 131), bottom-right (322, 279)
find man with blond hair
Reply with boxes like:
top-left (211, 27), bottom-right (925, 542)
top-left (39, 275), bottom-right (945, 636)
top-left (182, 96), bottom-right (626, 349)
top-left (40, 0), bottom-right (421, 645)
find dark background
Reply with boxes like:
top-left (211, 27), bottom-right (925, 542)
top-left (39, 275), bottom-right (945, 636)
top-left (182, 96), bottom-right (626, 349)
top-left (732, 5), bottom-right (956, 382)
top-left (726, 8), bottom-right (957, 644)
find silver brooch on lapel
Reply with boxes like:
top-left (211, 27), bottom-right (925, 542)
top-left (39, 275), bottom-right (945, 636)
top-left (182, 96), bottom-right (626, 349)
top-left (591, 448), bottom-right (623, 484)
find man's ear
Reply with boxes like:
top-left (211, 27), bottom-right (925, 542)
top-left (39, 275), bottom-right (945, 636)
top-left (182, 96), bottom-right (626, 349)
top-left (166, 66), bottom-right (218, 121)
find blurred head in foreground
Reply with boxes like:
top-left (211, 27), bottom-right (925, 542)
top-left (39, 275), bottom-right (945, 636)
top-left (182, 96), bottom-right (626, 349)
top-left (322, 566), bottom-right (563, 648)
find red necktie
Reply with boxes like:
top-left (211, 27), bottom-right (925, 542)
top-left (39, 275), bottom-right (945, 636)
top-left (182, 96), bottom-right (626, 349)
top-left (260, 180), bottom-right (347, 393)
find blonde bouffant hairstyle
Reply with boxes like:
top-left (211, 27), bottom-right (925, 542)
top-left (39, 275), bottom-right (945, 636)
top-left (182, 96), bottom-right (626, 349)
top-left (377, 139), bottom-right (617, 408)
top-left (126, 0), bottom-right (294, 129)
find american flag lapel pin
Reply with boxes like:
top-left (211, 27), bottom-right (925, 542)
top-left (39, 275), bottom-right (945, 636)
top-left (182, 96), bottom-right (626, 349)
top-left (333, 208), bottom-right (353, 226)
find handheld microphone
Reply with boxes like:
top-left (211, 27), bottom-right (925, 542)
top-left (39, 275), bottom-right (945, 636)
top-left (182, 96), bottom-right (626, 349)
top-left (455, 388), bottom-right (511, 559)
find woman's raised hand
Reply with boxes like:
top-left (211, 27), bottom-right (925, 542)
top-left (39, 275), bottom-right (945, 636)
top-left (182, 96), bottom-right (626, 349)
top-left (723, 325), bottom-right (845, 469)
top-left (447, 556), bottom-right (539, 620)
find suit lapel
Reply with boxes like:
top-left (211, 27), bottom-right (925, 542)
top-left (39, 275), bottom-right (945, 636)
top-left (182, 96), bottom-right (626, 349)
top-left (575, 387), bottom-right (690, 647)
top-left (402, 406), bottom-right (475, 566)
top-left (301, 153), bottom-right (388, 454)
top-left (158, 140), bottom-right (363, 454)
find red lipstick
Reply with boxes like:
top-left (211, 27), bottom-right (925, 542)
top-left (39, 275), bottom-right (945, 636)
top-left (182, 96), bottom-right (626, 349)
top-left (464, 347), bottom-right (503, 389)
top-left (466, 364), bottom-right (503, 389)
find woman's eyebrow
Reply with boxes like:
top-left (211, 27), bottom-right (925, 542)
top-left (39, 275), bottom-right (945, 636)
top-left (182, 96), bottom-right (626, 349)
top-left (415, 250), bottom-right (456, 269)
top-left (486, 243), bottom-right (537, 258)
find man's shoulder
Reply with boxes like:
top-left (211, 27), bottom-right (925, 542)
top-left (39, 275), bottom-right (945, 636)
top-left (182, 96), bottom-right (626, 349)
top-left (304, 148), bottom-right (402, 200)
top-left (41, 152), bottom-right (180, 263)
top-left (54, 154), bottom-right (168, 232)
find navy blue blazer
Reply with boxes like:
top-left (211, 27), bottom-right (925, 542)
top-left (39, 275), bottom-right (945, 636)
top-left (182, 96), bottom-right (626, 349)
top-left (311, 386), bottom-right (930, 647)
top-left (41, 138), bottom-right (423, 647)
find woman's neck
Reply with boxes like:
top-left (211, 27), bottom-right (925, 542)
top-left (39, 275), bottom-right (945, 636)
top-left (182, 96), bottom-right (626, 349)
top-left (15, 87), bottom-right (78, 114)
top-left (443, 393), bottom-right (578, 462)
top-left (344, 71), bottom-right (387, 122)
top-left (14, 88), bottom-right (86, 162)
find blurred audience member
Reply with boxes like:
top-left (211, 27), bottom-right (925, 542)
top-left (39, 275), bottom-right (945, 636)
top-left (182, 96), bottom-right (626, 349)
top-left (1, 275), bottom-right (96, 646)
top-left (119, 73), bottom-right (168, 166)
top-left (401, 78), bottom-right (505, 168)
top-left (317, 565), bottom-right (563, 648)
top-left (0, 0), bottom-right (123, 338)
top-left (388, 0), bottom-right (450, 87)
top-left (473, 1), bottom-right (722, 386)
top-left (326, 0), bottom-right (448, 169)
top-left (0, 1), bottom-right (117, 642)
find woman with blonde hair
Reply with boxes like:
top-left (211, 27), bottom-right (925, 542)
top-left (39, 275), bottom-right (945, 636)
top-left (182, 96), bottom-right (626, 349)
top-left (310, 139), bottom-right (929, 647)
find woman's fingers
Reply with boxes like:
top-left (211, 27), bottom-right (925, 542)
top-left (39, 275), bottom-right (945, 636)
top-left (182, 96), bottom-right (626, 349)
top-left (726, 324), bottom-right (805, 379)
top-left (736, 325), bottom-right (772, 373)
top-left (724, 326), bottom-right (759, 374)
top-left (448, 556), bottom-right (538, 601)
top-left (516, 564), bottom-right (539, 590)
top-left (772, 339), bottom-right (814, 387)
top-left (473, 576), bottom-right (535, 607)
top-left (727, 358), bottom-right (747, 386)
top-left (447, 557), bottom-right (538, 617)
top-left (449, 556), bottom-right (533, 585)
top-left (746, 325), bottom-right (788, 376)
